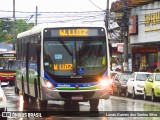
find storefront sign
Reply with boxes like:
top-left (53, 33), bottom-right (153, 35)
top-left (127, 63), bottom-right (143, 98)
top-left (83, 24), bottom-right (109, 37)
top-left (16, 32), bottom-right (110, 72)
top-left (117, 43), bottom-right (124, 53)
top-left (129, 15), bottom-right (138, 35)
top-left (132, 47), bottom-right (157, 53)
top-left (145, 12), bottom-right (160, 32)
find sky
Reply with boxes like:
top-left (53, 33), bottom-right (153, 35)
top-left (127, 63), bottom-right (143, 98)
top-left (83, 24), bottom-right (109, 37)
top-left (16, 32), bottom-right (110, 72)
top-left (0, 0), bottom-right (115, 24)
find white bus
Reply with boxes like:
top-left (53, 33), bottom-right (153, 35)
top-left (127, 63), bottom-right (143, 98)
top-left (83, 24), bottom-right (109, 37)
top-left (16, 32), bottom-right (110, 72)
top-left (15, 23), bottom-right (111, 109)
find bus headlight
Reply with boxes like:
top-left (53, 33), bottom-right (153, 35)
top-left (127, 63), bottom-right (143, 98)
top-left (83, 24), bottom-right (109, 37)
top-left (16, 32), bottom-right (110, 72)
top-left (46, 81), bottom-right (53, 88)
top-left (99, 77), bottom-right (111, 87)
top-left (44, 78), bottom-right (55, 89)
top-left (100, 79), bottom-right (109, 87)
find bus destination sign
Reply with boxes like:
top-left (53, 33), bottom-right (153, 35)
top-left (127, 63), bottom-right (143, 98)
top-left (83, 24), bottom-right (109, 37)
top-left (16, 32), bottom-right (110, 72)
top-left (0, 53), bottom-right (16, 58)
top-left (48, 28), bottom-right (105, 37)
top-left (59, 29), bottom-right (88, 37)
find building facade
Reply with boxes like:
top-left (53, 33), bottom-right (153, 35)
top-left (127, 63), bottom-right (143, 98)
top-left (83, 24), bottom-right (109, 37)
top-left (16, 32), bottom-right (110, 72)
top-left (130, 1), bottom-right (160, 72)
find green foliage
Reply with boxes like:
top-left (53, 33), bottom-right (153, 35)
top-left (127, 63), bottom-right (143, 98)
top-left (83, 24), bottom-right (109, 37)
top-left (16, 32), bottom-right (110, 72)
top-left (0, 19), bottom-right (34, 43)
top-left (16, 19), bottom-right (34, 35)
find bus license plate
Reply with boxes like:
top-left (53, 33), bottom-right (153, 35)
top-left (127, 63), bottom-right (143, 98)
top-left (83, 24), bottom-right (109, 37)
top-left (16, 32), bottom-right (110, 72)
top-left (71, 96), bottom-right (83, 100)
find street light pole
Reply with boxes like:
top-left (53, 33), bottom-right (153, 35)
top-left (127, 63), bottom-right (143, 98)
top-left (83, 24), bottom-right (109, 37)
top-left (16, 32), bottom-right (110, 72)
top-left (105, 0), bottom-right (112, 69)
top-left (13, 0), bottom-right (16, 50)
top-left (35, 6), bottom-right (38, 25)
top-left (105, 0), bottom-right (109, 32)
top-left (122, 0), bottom-right (129, 71)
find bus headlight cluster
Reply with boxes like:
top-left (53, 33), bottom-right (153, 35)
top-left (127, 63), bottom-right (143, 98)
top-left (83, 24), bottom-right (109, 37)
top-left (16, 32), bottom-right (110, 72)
top-left (46, 81), bottom-right (53, 88)
top-left (43, 78), bottom-right (55, 89)
top-left (99, 77), bottom-right (111, 87)
top-left (100, 80), bottom-right (108, 87)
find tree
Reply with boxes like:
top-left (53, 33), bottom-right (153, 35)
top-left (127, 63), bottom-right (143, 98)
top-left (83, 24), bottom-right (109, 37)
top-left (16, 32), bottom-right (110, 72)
top-left (16, 19), bottom-right (34, 35)
top-left (0, 19), bottom-right (34, 43)
top-left (0, 19), bottom-right (13, 42)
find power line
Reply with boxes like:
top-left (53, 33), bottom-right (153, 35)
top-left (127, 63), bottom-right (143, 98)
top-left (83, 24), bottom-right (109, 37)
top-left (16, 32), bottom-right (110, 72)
top-left (88, 0), bottom-right (104, 11)
top-left (0, 10), bottom-right (105, 14)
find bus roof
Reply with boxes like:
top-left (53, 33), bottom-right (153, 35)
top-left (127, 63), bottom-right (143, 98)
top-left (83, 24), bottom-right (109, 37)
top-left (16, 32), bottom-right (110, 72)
top-left (17, 23), bottom-right (106, 38)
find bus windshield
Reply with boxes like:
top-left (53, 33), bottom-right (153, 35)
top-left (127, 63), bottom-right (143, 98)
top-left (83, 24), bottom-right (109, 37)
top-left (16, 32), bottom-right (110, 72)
top-left (0, 51), bottom-right (16, 71)
top-left (44, 38), bottom-right (107, 76)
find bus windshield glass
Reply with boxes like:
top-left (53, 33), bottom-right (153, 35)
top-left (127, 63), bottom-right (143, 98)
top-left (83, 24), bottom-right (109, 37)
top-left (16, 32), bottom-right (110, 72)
top-left (44, 38), bottom-right (107, 76)
top-left (0, 51), bottom-right (16, 71)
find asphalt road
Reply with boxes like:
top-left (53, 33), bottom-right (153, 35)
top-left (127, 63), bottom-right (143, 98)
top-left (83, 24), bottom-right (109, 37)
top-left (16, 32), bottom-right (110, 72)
top-left (2, 86), bottom-right (160, 120)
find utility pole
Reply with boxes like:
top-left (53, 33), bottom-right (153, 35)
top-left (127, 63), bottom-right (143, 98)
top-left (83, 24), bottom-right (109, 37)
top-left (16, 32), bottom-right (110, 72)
top-left (105, 0), bottom-right (109, 31)
top-left (105, 0), bottom-right (112, 71)
top-left (13, 0), bottom-right (16, 50)
top-left (35, 6), bottom-right (38, 25)
top-left (121, 0), bottom-right (129, 71)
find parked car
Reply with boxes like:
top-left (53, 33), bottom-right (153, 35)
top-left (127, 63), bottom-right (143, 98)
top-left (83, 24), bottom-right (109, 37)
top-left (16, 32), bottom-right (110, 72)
top-left (144, 73), bottom-right (160, 101)
top-left (112, 72), bottom-right (132, 96)
top-left (0, 81), bottom-right (7, 119)
top-left (126, 72), bottom-right (152, 99)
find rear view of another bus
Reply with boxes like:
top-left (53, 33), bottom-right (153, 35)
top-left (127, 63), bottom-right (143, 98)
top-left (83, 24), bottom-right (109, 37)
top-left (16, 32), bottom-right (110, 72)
top-left (0, 51), bottom-right (16, 85)
top-left (42, 24), bottom-right (111, 108)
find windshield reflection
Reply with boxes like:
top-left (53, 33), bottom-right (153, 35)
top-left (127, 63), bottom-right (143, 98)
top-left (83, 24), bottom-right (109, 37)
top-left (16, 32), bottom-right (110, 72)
top-left (44, 39), bottom-right (107, 76)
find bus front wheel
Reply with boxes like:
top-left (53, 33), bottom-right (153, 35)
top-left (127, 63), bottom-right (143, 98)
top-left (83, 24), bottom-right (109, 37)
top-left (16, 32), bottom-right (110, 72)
top-left (89, 99), bottom-right (99, 109)
top-left (39, 99), bottom-right (48, 110)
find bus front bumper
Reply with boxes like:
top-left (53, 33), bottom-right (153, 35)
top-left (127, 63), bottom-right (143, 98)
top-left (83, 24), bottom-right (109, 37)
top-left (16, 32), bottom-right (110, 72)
top-left (41, 86), bottom-right (110, 101)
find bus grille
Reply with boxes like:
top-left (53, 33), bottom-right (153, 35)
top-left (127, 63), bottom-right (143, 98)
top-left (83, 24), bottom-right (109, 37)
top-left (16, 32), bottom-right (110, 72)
top-left (59, 91), bottom-right (95, 99)
top-left (46, 72), bottom-right (102, 83)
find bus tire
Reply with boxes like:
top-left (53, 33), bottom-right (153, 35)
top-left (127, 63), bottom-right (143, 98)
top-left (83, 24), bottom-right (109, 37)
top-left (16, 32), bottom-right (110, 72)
top-left (89, 99), bottom-right (99, 109)
top-left (34, 79), bottom-right (38, 98)
top-left (30, 96), bottom-right (36, 103)
top-left (21, 76), bottom-right (24, 94)
top-left (23, 93), bottom-right (29, 103)
top-left (21, 76), bottom-right (29, 103)
top-left (30, 79), bottom-right (38, 103)
top-left (39, 99), bottom-right (48, 110)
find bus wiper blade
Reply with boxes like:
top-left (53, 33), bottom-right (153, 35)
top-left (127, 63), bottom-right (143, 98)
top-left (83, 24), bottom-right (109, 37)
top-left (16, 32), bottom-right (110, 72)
top-left (59, 39), bottom-right (73, 56)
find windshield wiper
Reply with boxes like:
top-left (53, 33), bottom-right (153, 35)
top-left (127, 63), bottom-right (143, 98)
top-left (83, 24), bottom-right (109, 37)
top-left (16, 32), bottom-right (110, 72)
top-left (59, 39), bottom-right (73, 56)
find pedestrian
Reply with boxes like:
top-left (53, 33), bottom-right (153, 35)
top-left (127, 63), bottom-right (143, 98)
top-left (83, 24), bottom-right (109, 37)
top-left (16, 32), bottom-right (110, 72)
top-left (152, 61), bottom-right (157, 68)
